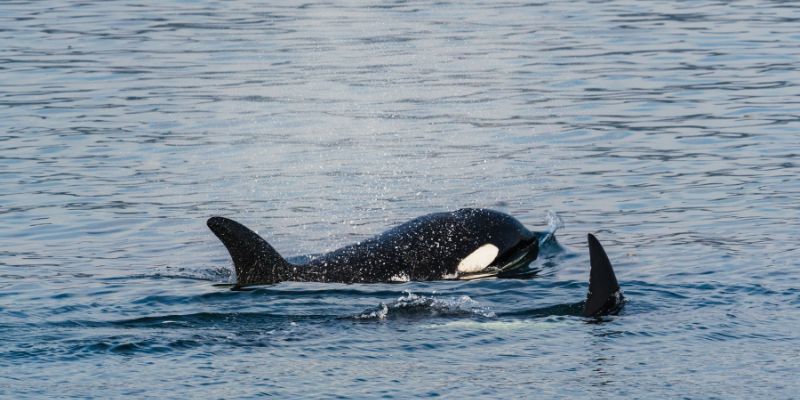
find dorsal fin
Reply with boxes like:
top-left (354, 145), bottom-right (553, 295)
top-left (583, 234), bottom-right (623, 317)
top-left (207, 217), bottom-right (291, 288)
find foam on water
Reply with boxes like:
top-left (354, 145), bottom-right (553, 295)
top-left (355, 291), bottom-right (497, 320)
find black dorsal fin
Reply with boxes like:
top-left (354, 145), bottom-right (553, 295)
top-left (207, 217), bottom-right (291, 288)
top-left (583, 234), bottom-right (624, 317)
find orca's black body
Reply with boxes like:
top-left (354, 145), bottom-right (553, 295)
top-left (208, 209), bottom-right (540, 285)
top-left (207, 208), bottom-right (624, 317)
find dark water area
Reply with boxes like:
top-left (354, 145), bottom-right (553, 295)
top-left (1, 0), bottom-right (799, 398)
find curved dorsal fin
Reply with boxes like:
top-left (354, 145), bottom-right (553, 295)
top-left (207, 217), bottom-right (291, 288)
top-left (583, 234), bottom-right (623, 317)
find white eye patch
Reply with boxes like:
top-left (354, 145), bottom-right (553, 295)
top-left (457, 244), bottom-right (499, 273)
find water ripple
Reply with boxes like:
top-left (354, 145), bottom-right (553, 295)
top-left (2, 0), bottom-right (800, 397)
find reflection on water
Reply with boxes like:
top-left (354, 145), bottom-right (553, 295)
top-left (1, 0), bottom-right (799, 398)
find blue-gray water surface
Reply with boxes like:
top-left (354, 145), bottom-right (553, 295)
top-left (2, 1), bottom-right (799, 398)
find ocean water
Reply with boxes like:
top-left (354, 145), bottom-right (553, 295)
top-left (1, 0), bottom-right (799, 398)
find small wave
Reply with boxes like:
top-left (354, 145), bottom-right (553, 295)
top-left (423, 317), bottom-right (571, 331)
top-left (354, 303), bottom-right (389, 320)
top-left (354, 291), bottom-right (496, 320)
top-left (150, 265), bottom-right (234, 283)
top-left (112, 312), bottom-right (327, 328)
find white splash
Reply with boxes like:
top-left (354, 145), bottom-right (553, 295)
top-left (353, 291), bottom-right (496, 320)
top-left (389, 273), bottom-right (410, 282)
top-left (355, 303), bottom-right (389, 320)
top-left (540, 209), bottom-right (565, 245)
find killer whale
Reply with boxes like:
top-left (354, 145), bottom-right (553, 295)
top-left (207, 208), bottom-right (624, 317)
top-left (208, 208), bottom-right (541, 286)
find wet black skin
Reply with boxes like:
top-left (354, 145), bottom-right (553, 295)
top-left (207, 208), bottom-right (541, 286)
top-left (297, 208), bottom-right (540, 283)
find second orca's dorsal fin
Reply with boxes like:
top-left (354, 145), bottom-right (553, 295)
top-left (583, 234), bottom-right (623, 317)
